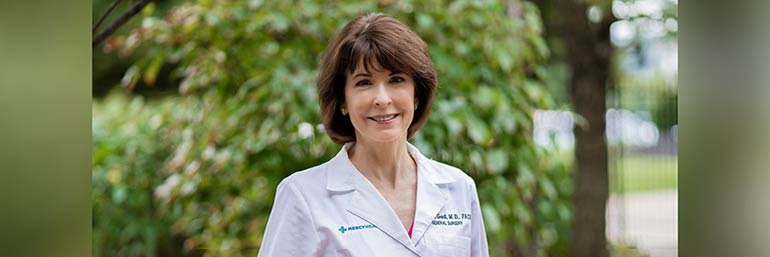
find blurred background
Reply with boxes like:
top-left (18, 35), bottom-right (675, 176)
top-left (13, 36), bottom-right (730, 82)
top-left (91, 0), bottom-right (677, 257)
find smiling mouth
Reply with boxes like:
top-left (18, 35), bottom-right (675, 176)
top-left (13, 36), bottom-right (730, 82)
top-left (368, 114), bottom-right (399, 122)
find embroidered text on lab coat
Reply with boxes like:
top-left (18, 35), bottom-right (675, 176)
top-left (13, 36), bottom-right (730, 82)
top-left (431, 213), bottom-right (472, 226)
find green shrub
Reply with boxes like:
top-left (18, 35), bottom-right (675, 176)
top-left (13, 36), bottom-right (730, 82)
top-left (652, 90), bottom-right (677, 130)
top-left (93, 1), bottom-right (571, 256)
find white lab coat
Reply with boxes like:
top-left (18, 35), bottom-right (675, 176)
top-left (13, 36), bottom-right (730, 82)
top-left (258, 142), bottom-right (489, 257)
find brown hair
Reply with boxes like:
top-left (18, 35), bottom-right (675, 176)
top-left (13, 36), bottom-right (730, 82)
top-left (317, 13), bottom-right (437, 144)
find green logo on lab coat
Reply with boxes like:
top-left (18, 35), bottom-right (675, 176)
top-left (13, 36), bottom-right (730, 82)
top-left (338, 224), bottom-right (377, 234)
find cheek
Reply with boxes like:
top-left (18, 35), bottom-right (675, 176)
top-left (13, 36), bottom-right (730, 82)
top-left (342, 90), bottom-right (363, 113)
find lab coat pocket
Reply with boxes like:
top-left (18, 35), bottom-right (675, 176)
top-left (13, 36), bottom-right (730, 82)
top-left (425, 235), bottom-right (471, 257)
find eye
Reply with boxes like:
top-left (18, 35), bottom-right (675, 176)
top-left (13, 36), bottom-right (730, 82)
top-left (355, 80), bottom-right (372, 86)
top-left (390, 76), bottom-right (406, 83)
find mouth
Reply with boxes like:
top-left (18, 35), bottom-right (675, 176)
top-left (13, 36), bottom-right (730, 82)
top-left (368, 113), bottom-right (399, 123)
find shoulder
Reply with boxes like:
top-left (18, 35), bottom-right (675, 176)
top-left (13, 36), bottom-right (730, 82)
top-left (277, 162), bottom-right (330, 194)
top-left (422, 158), bottom-right (483, 206)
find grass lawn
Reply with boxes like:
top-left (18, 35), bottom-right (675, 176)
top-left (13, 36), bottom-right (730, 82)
top-left (610, 155), bottom-right (678, 193)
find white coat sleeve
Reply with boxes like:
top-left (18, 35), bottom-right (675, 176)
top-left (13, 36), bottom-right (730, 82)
top-left (257, 179), bottom-right (321, 257)
top-left (469, 178), bottom-right (490, 257)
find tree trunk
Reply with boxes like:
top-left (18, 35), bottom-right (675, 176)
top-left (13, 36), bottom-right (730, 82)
top-left (570, 62), bottom-right (610, 257)
top-left (561, 1), bottom-right (613, 257)
top-left (533, 0), bottom-right (615, 256)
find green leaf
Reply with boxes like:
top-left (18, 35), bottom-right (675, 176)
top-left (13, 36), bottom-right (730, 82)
top-left (539, 176), bottom-right (558, 200)
top-left (120, 65), bottom-right (141, 91)
top-left (466, 116), bottom-right (491, 145)
top-left (485, 149), bottom-right (507, 175)
top-left (496, 47), bottom-right (513, 72)
top-left (111, 185), bottom-right (128, 204)
top-left (416, 13), bottom-right (434, 29)
top-left (143, 52), bottom-right (165, 86)
top-left (482, 204), bottom-right (501, 232)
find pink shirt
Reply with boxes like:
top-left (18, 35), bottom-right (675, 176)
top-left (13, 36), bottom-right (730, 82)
top-left (408, 222), bottom-right (414, 238)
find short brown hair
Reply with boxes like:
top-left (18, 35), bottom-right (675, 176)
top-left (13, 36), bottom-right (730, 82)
top-left (317, 13), bottom-right (437, 144)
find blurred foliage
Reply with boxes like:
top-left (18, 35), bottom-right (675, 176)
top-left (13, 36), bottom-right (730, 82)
top-left (615, 63), bottom-right (677, 130)
top-left (536, 0), bottom-right (679, 126)
top-left (652, 88), bottom-right (677, 129)
top-left (92, 1), bottom-right (572, 257)
top-left (93, 0), bottom-right (181, 97)
top-left (609, 243), bottom-right (649, 257)
top-left (611, 0), bottom-right (679, 130)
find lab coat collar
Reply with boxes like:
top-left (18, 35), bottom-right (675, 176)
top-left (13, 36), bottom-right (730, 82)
top-left (325, 142), bottom-right (456, 191)
top-left (325, 142), bottom-right (456, 255)
top-left (324, 142), bottom-right (358, 192)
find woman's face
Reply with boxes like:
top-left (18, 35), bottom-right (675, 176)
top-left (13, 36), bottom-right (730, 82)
top-left (343, 60), bottom-right (416, 143)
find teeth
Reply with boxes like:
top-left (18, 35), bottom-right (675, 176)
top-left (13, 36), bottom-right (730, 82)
top-left (373, 115), bottom-right (396, 122)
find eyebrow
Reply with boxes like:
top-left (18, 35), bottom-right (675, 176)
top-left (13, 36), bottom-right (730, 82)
top-left (352, 71), bottom-right (403, 79)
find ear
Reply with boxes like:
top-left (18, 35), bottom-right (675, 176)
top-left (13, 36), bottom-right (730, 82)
top-left (340, 103), bottom-right (348, 115)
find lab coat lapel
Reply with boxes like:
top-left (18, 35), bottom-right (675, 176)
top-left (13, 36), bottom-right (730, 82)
top-left (347, 181), bottom-right (417, 254)
top-left (327, 143), bottom-right (421, 255)
top-left (407, 144), bottom-right (454, 246)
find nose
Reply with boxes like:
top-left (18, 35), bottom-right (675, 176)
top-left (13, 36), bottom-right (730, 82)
top-left (373, 85), bottom-right (392, 107)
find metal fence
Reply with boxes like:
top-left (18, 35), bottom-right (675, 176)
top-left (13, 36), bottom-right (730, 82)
top-left (606, 68), bottom-right (678, 257)
top-left (533, 83), bottom-right (677, 256)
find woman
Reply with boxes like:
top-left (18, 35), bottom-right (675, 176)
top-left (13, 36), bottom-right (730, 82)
top-left (258, 13), bottom-right (489, 257)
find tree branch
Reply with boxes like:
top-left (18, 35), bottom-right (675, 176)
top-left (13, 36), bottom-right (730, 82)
top-left (93, 0), bottom-right (123, 33)
top-left (92, 0), bottom-right (154, 48)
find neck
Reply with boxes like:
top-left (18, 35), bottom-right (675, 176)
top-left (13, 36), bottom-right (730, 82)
top-left (348, 137), bottom-right (416, 189)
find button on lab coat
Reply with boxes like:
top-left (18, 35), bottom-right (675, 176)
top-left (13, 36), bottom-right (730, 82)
top-left (258, 142), bottom-right (489, 257)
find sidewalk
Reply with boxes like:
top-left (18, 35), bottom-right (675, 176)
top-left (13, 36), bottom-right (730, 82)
top-left (607, 190), bottom-right (678, 257)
